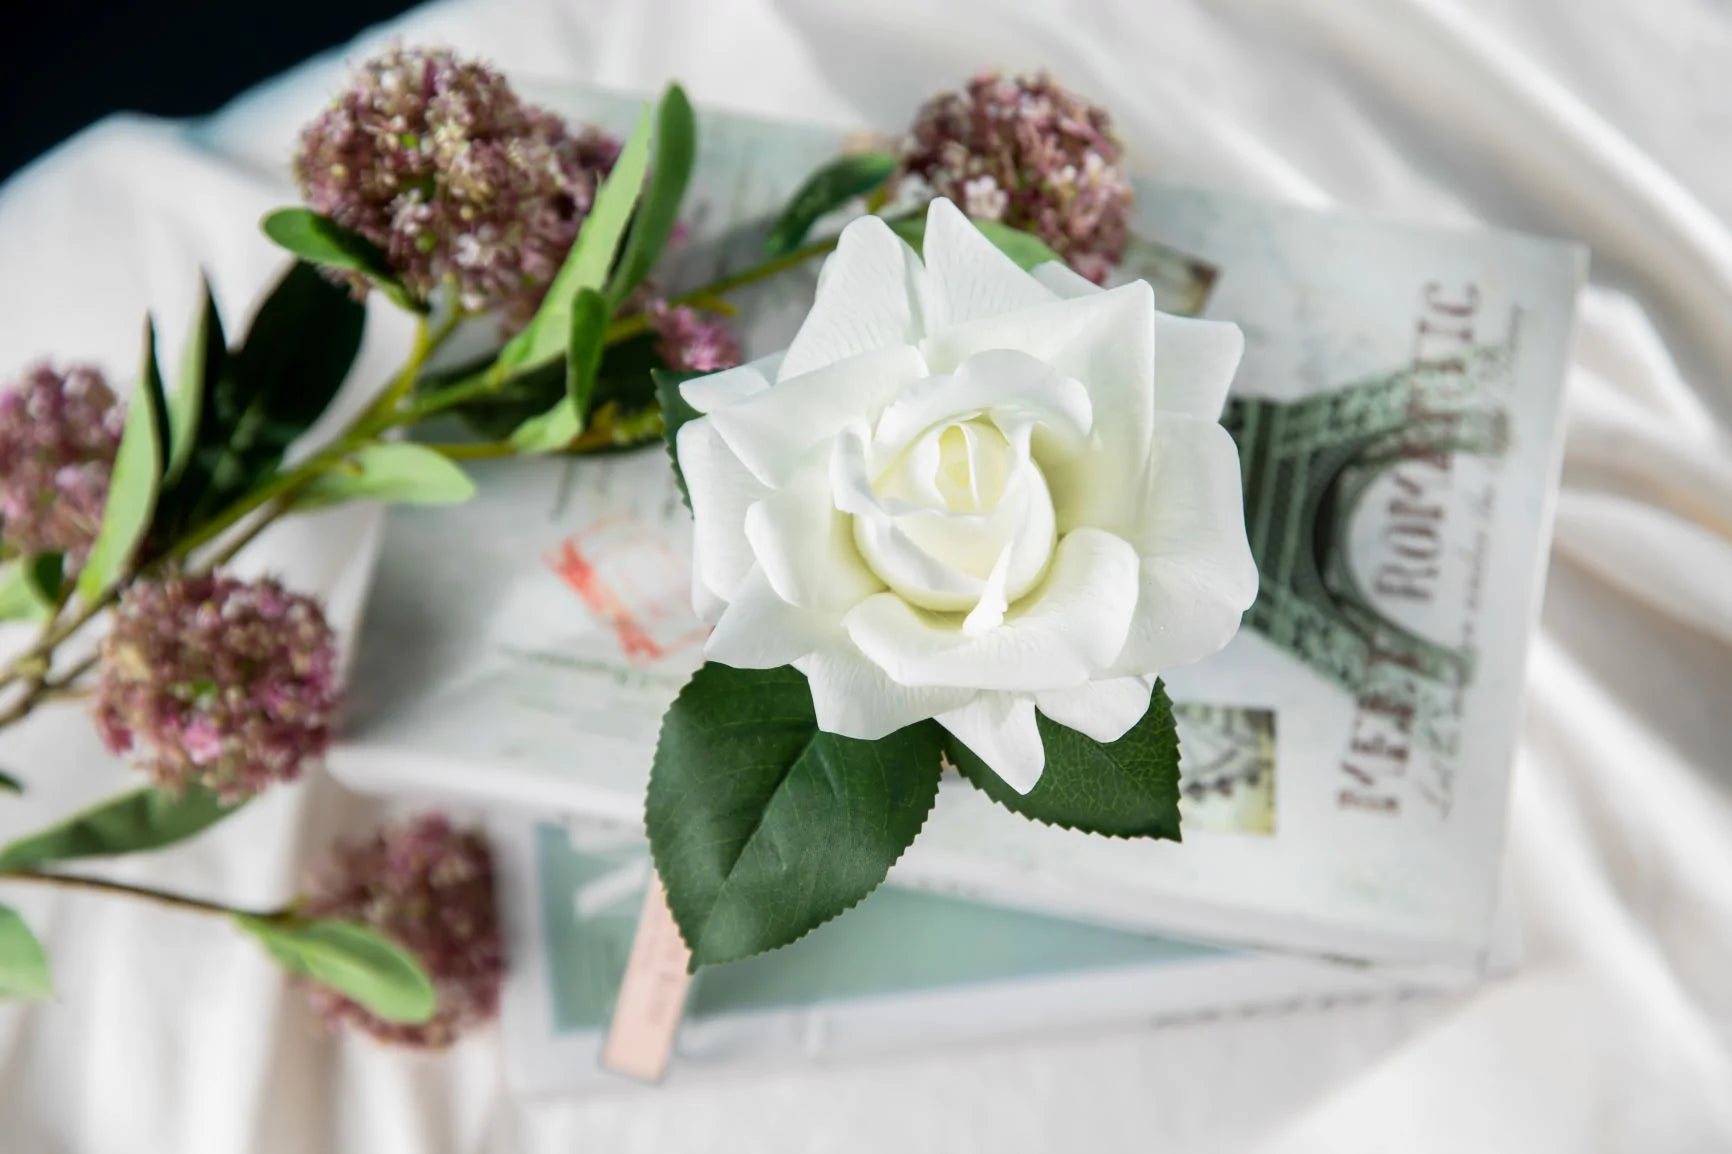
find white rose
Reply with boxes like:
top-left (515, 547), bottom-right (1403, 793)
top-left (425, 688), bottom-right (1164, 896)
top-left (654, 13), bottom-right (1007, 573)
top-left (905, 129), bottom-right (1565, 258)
top-left (676, 198), bottom-right (1258, 792)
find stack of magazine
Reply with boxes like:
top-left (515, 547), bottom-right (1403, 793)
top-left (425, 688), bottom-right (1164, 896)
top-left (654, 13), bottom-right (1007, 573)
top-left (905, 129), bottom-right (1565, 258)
top-left (327, 87), bottom-right (1584, 1094)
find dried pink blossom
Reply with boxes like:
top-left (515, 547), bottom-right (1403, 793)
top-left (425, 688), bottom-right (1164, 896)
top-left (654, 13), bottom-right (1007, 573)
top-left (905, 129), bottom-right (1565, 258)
top-left (299, 814), bottom-right (504, 1048)
top-left (650, 303), bottom-right (743, 373)
top-left (900, 71), bottom-right (1133, 283)
top-left (0, 363), bottom-right (124, 560)
top-left (94, 575), bottom-right (340, 800)
top-left (293, 44), bottom-right (620, 329)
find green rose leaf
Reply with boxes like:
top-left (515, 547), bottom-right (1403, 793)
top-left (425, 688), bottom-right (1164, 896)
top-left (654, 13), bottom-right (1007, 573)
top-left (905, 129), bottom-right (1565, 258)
top-left (0, 554), bottom-right (64, 622)
top-left (0, 786), bottom-right (244, 871)
top-left (235, 915), bottom-right (436, 1025)
top-left (646, 663), bottom-right (945, 968)
top-left (294, 442), bottom-right (476, 509)
top-left (77, 317), bottom-right (169, 602)
top-left (0, 768), bottom-right (22, 794)
top-left (499, 104), bottom-right (654, 375)
top-left (162, 261), bottom-right (365, 536)
top-left (652, 367), bottom-right (703, 508)
top-left (0, 904), bottom-right (51, 1001)
top-left (889, 213), bottom-right (1063, 271)
top-left (946, 682), bottom-right (1183, 840)
top-left (261, 208), bottom-right (421, 313)
top-left (766, 150), bottom-right (898, 256)
top-left (606, 83), bottom-right (696, 308)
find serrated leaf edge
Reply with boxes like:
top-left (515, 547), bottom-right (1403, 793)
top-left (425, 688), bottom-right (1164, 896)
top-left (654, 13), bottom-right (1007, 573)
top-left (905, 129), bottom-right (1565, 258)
top-left (644, 670), bottom-right (946, 970)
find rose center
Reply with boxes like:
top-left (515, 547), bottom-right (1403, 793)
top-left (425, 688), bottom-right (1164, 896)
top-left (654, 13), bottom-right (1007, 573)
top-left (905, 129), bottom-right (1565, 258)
top-left (847, 411), bottom-right (1058, 622)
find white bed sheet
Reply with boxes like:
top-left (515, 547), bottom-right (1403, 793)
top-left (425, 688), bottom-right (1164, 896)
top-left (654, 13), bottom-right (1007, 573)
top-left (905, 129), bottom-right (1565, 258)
top-left (1, 0), bottom-right (1730, 1150)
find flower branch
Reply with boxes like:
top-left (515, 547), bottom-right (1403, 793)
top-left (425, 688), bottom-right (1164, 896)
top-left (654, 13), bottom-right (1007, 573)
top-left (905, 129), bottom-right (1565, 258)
top-left (0, 867), bottom-right (282, 921)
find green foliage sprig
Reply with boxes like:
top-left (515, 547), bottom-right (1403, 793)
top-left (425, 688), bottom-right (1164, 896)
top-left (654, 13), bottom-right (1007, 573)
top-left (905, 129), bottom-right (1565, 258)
top-left (1, 61), bottom-right (1157, 1015)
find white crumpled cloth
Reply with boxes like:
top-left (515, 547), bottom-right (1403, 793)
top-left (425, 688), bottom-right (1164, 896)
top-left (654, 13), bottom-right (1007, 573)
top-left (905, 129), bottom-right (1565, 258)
top-left (3, 0), bottom-right (1731, 1149)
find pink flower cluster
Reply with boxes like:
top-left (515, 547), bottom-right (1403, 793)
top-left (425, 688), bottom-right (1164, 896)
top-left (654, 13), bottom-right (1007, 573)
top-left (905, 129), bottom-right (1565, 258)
top-left (300, 814), bottom-right (504, 1048)
top-left (900, 71), bottom-right (1134, 284)
top-left (94, 575), bottom-right (340, 800)
top-left (0, 363), bottom-right (124, 560)
top-left (294, 45), bottom-right (620, 330)
top-left (650, 304), bottom-right (742, 373)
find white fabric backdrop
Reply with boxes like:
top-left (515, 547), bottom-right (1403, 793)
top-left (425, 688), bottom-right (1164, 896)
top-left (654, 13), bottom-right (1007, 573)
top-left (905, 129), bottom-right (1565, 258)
top-left (2, 0), bottom-right (1731, 1149)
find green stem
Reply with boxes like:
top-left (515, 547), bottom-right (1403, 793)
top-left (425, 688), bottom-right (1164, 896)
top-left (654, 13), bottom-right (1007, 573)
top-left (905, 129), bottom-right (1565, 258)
top-left (603, 235), bottom-right (842, 346)
top-left (0, 311), bottom-right (476, 731)
top-left (170, 313), bottom-right (462, 563)
top-left (0, 652), bottom-right (98, 728)
top-left (165, 464), bottom-right (326, 562)
top-left (359, 311), bottom-right (463, 433)
top-left (422, 440), bottom-right (517, 460)
top-left (408, 235), bottom-right (843, 425)
top-left (0, 868), bottom-right (284, 921)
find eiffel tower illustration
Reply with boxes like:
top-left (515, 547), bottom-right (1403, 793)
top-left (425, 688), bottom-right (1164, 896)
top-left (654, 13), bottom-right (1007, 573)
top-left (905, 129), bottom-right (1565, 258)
top-left (1221, 344), bottom-right (1515, 696)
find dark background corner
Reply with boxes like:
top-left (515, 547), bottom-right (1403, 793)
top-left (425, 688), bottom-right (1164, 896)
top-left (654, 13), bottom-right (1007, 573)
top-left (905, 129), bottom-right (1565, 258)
top-left (0, 0), bottom-right (419, 183)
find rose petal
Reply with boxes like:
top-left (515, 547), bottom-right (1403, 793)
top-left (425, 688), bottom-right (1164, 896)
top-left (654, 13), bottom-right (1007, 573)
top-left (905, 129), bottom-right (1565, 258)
top-left (1035, 676), bottom-right (1154, 743)
top-left (849, 510), bottom-right (987, 609)
top-left (677, 417), bottom-right (770, 610)
top-left (961, 541), bottom-right (1014, 637)
top-left (937, 692), bottom-right (1046, 794)
top-left (780, 216), bottom-right (926, 380)
top-left (680, 352), bottom-right (781, 414)
top-left (705, 565), bottom-right (830, 669)
top-left (845, 527), bottom-right (1141, 692)
top-left (1030, 260), bottom-right (1099, 300)
top-left (744, 450), bottom-right (883, 613)
top-left (1153, 314), bottom-right (1244, 420)
top-left (707, 345), bottom-right (929, 487)
top-left (870, 348), bottom-right (1092, 463)
top-left (796, 641), bottom-right (974, 741)
top-left (920, 283), bottom-right (1157, 537)
top-left (1026, 262), bottom-right (1243, 420)
top-left (835, 423), bottom-right (1057, 614)
top-left (691, 570), bottom-right (726, 627)
top-left (920, 197), bottom-right (1057, 330)
top-left (1110, 416), bottom-right (1260, 675)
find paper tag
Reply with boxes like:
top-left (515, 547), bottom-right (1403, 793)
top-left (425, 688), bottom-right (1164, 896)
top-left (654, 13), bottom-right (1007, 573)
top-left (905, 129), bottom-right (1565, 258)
top-left (599, 873), bottom-right (693, 1082)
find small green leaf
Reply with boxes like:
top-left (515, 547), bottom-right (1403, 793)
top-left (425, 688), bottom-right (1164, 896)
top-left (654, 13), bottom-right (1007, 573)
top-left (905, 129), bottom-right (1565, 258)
top-left (506, 397), bottom-right (581, 453)
top-left (77, 318), bottom-right (167, 601)
top-left (607, 84), bottom-right (696, 307)
top-left (510, 287), bottom-right (611, 454)
top-left (0, 562), bottom-right (44, 621)
top-left (0, 554), bottom-right (62, 622)
top-left (766, 151), bottom-right (898, 256)
top-left (25, 553), bottom-right (64, 606)
top-left (499, 105), bottom-right (654, 374)
top-left (652, 367), bottom-right (703, 507)
top-left (0, 768), bottom-right (21, 794)
top-left (236, 916), bottom-right (435, 1025)
top-left (0, 904), bottom-right (51, 1001)
top-left (947, 682), bottom-right (1183, 840)
top-left (646, 663), bottom-right (945, 968)
top-left (565, 287), bottom-right (611, 426)
top-left (261, 208), bottom-right (421, 312)
top-left (0, 786), bottom-right (243, 871)
top-left (166, 275), bottom-right (224, 487)
top-left (231, 262), bottom-right (367, 438)
top-left (888, 214), bottom-right (1063, 271)
top-left (294, 442), bottom-right (476, 509)
top-left (164, 262), bottom-right (366, 535)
